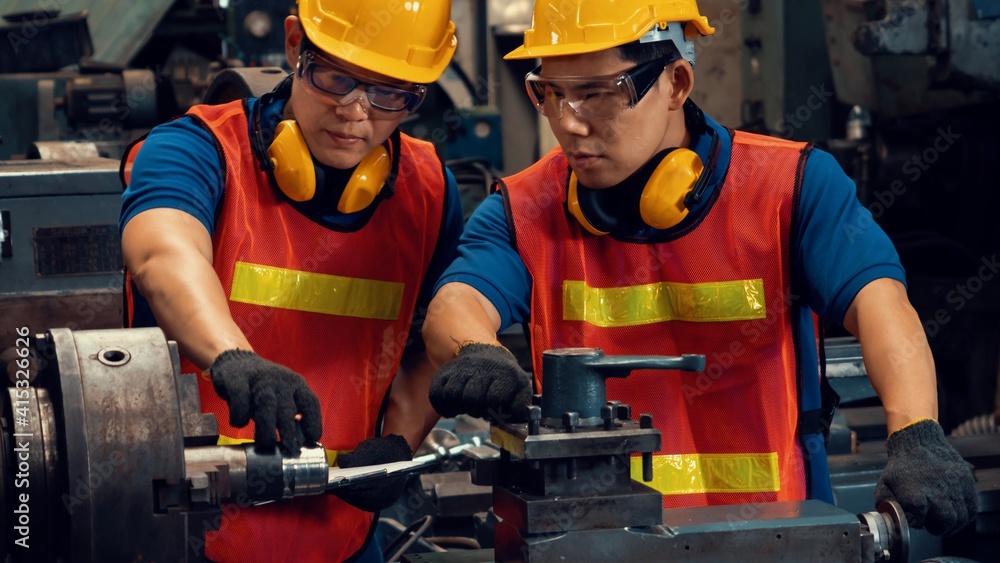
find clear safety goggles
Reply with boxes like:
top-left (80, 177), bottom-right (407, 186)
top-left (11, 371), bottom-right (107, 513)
top-left (524, 56), bottom-right (677, 121)
top-left (296, 49), bottom-right (427, 119)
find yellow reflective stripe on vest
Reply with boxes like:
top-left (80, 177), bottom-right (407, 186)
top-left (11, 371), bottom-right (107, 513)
top-left (563, 279), bottom-right (766, 327)
top-left (230, 261), bottom-right (403, 321)
top-left (216, 435), bottom-right (342, 467)
top-left (630, 452), bottom-right (781, 495)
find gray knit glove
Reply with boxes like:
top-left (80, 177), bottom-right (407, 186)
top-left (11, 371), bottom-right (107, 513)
top-left (429, 343), bottom-right (532, 423)
top-left (874, 419), bottom-right (978, 535)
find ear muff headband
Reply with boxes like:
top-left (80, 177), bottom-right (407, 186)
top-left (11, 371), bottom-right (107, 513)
top-left (567, 125), bottom-right (720, 234)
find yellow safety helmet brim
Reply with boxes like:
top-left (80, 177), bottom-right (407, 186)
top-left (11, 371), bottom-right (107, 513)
top-left (299, 0), bottom-right (457, 84)
top-left (504, 1), bottom-right (715, 60)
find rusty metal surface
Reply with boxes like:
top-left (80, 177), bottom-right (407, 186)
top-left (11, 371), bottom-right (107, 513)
top-left (69, 328), bottom-right (188, 561)
top-left (45, 328), bottom-right (92, 562)
top-left (819, 0), bottom-right (996, 116)
top-left (3, 387), bottom-right (61, 561)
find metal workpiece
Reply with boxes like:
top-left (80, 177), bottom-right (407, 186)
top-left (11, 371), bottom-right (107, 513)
top-left (538, 347), bottom-right (705, 424)
top-left (858, 500), bottom-right (909, 563)
top-left (186, 443), bottom-right (329, 507)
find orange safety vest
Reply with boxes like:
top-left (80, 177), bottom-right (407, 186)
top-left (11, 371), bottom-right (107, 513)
top-left (123, 100), bottom-right (446, 561)
top-left (502, 130), bottom-right (813, 508)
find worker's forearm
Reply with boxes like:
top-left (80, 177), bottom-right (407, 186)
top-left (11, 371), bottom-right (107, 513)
top-left (423, 282), bottom-right (503, 368)
top-left (122, 211), bottom-right (250, 370)
top-left (132, 255), bottom-right (249, 369)
top-left (383, 351), bottom-right (440, 453)
top-left (845, 279), bottom-right (938, 433)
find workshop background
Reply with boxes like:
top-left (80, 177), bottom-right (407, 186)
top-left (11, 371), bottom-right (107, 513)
top-left (0, 1), bottom-right (998, 561)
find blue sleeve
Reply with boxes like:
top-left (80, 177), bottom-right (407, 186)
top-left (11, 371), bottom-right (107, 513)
top-left (405, 167), bottom-right (465, 352)
top-left (119, 116), bottom-right (224, 235)
top-left (796, 148), bottom-right (906, 324)
top-left (433, 192), bottom-right (532, 331)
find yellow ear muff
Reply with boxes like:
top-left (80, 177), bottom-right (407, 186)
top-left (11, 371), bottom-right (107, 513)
top-left (267, 119), bottom-right (392, 212)
top-left (338, 145), bottom-right (391, 214)
top-left (639, 148), bottom-right (704, 230)
top-left (268, 120), bottom-right (317, 202)
top-left (566, 173), bottom-right (610, 236)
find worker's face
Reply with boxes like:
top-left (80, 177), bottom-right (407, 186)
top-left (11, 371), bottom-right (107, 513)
top-left (283, 18), bottom-right (416, 169)
top-left (537, 50), bottom-right (692, 188)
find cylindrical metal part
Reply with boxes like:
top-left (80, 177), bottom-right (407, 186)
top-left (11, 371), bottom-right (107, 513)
top-left (528, 405), bottom-right (541, 436)
top-left (540, 348), bottom-right (606, 421)
top-left (642, 452), bottom-right (653, 483)
top-left (282, 446), bottom-right (328, 498)
top-left (640, 413), bottom-right (653, 429)
top-left (567, 458), bottom-right (578, 481)
top-left (243, 444), bottom-right (328, 502)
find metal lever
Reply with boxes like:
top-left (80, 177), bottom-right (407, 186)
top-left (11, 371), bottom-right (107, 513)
top-left (540, 348), bottom-right (706, 422)
top-left (326, 442), bottom-right (475, 491)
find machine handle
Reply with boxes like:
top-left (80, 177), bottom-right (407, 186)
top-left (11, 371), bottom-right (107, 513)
top-left (584, 353), bottom-right (706, 378)
top-left (539, 348), bottom-right (707, 422)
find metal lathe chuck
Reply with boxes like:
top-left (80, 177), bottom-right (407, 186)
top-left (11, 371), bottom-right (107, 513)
top-left (0, 327), bottom-right (329, 562)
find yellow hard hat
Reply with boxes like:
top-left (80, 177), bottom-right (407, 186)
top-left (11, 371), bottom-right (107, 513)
top-left (297, 0), bottom-right (458, 84)
top-left (504, 0), bottom-right (714, 60)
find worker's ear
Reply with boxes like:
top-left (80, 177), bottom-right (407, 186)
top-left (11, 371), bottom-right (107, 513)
top-left (665, 59), bottom-right (695, 112)
top-left (284, 16), bottom-right (303, 70)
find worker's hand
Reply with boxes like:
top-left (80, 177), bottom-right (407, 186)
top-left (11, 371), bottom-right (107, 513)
top-left (332, 434), bottom-right (412, 512)
top-left (429, 343), bottom-right (532, 423)
top-left (875, 419), bottom-right (978, 535)
top-left (209, 349), bottom-right (322, 457)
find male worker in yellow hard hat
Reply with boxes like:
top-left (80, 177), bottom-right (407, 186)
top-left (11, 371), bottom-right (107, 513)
top-left (119, 1), bottom-right (460, 560)
top-left (423, 0), bottom-right (978, 537)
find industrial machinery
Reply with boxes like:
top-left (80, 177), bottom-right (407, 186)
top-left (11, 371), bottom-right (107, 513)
top-left (0, 327), bottom-right (475, 561)
top-left (451, 348), bottom-right (913, 562)
top-left (0, 159), bottom-right (125, 351)
top-left (0, 330), bottom-right (923, 562)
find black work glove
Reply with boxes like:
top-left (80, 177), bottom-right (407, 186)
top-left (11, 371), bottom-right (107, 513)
top-left (333, 434), bottom-right (412, 512)
top-left (875, 419), bottom-right (978, 535)
top-left (429, 343), bottom-right (532, 423)
top-left (209, 349), bottom-right (322, 457)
